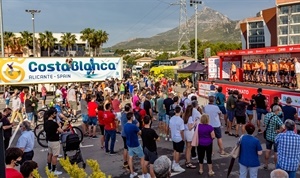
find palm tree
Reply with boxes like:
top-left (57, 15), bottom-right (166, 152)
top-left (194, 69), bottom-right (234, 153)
top-left (39, 31), bottom-right (57, 57)
top-left (60, 32), bottom-right (77, 56)
top-left (19, 31), bottom-right (33, 56)
top-left (80, 28), bottom-right (95, 56)
top-left (3, 31), bottom-right (16, 56)
top-left (93, 30), bottom-right (109, 56)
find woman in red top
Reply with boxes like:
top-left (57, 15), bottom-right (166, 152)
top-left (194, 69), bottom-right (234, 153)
top-left (5, 147), bottom-right (24, 178)
top-left (97, 104), bottom-right (105, 149)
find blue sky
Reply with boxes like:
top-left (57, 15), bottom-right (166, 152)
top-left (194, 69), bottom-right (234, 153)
top-left (3, 0), bottom-right (275, 47)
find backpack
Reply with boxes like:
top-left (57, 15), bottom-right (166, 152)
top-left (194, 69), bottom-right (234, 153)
top-left (134, 109), bottom-right (143, 129)
top-left (169, 104), bottom-right (176, 117)
top-left (179, 98), bottom-right (187, 111)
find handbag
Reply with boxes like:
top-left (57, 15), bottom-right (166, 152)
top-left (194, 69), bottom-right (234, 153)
top-left (230, 135), bottom-right (244, 159)
top-left (263, 115), bottom-right (275, 139)
top-left (191, 124), bottom-right (199, 147)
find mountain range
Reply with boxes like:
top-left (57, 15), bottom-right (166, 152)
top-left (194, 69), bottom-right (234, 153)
top-left (111, 7), bottom-right (241, 51)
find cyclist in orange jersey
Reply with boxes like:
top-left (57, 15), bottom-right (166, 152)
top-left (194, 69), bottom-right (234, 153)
top-left (271, 59), bottom-right (279, 84)
top-left (279, 58), bottom-right (285, 85)
top-left (266, 59), bottom-right (272, 84)
top-left (243, 59), bottom-right (247, 81)
top-left (287, 58), bottom-right (296, 88)
top-left (253, 59), bottom-right (260, 82)
top-left (282, 59), bottom-right (289, 86)
top-left (246, 60), bottom-right (252, 81)
top-left (259, 59), bottom-right (267, 83)
top-left (250, 60), bottom-right (256, 82)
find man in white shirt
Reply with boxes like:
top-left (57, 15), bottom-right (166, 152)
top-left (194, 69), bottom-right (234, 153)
top-left (55, 85), bottom-right (63, 100)
top-left (294, 57), bottom-right (300, 91)
top-left (204, 96), bottom-right (228, 156)
top-left (169, 106), bottom-right (185, 172)
top-left (67, 84), bottom-right (77, 117)
top-left (188, 88), bottom-right (197, 101)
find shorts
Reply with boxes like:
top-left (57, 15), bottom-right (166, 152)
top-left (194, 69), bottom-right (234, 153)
top-left (48, 141), bottom-right (60, 156)
top-left (250, 70), bottom-right (255, 75)
top-left (120, 91), bottom-right (125, 95)
top-left (291, 71), bottom-right (295, 77)
top-left (267, 71), bottom-right (271, 76)
top-left (271, 72), bottom-right (276, 76)
top-left (82, 114), bottom-right (88, 124)
top-left (88, 116), bottom-right (97, 126)
top-left (246, 110), bottom-right (253, 115)
top-left (232, 71), bottom-right (236, 75)
top-left (284, 71), bottom-right (288, 76)
top-left (236, 116), bottom-right (246, 124)
top-left (261, 69), bottom-right (266, 75)
top-left (184, 129), bottom-right (194, 142)
top-left (165, 115), bottom-right (170, 125)
top-left (279, 70), bottom-right (285, 76)
top-left (227, 110), bottom-right (235, 122)
top-left (42, 95), bottom-right (47, 101)
top-left (99, 125), bottom-right (105, 135)
top-left (214, 127), bottom-right (222, 139)
top-left (172, 140), bottom-right (185, 153)
top-left (218, 106), bottom-right (227, 115)
top-left (69, 101), bottom-right (78, 110)
top-left (144, 147), bottom-right (158, 164)
top-left (158, 113), bottom-right (166, 122)
top-left (5, 99), bottom-right (10, 105)
top-left (122, 136), bottom-right (128, 150)
top-left (128, 145), bottom-right (144, 158)
top-left (115, 112), bottom-right (121, 122)
top-left (266, 140), bottom-right (277, 152)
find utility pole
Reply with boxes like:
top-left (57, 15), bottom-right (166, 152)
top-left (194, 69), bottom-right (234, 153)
top-left (171, 0), bottom-right (190, 54)
top-left (190, 0), bottom-right (202, 62)
top-left (0, 0), bottom-right (4, 57)
top-left (25, 9), bottom-right (41, 57)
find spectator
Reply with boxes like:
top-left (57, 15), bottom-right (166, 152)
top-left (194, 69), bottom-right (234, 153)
top-left (270, 169), bottom-right (289, 178)
top-left (5, 147), bottom-right (23, 178)
top-left (20, 160), bottom-right (38, 178)
top-left (254, 88), bottom-right (268, 133)
top-left (169, 106), bottom-right (185, 172)
top-left (157, 93), bottom-right (166, 137)
top-left (226, 90), bottom-right (238, 136)
top-left (153, 155), bottom-right (172, 178)
top-left (67, 84), bottom-right (78, 118)
top-left (270, 96), bottom-right (283, 121)
top-left (10, 89), bottom-right (23, 123)
top-left (204, 96), bottom-right (227, 156)
top-left (282, 97), bottom-right (297, 122)
top-left (197, 114), bottom-right (215, 176)
top-left (97, 104), bottom-right (105, 149)
top-left (124, 112), bottom-right (145, 178)
top-left (215, 87), bottom-right (227, 126)
top-left (263, 105), bottom-right (285, 170)
top-left (0, 108), bottom-right (13, 149)
top-left (87, 95), bottom-right (98, 138)
top-left (4, 87), bottom-right (11, 108)
top-left (164, 93), bottom-right (174, 141)
top-left (16, 121), bottom-right (35, 165)
top-left (239, 123), bottom-right (263, 178)
top-left (41, 84), bottom-right (47, 108)
top-left (24, 94), bottom-right (35, 122)
top-left (80, 93), bottom-right (88, 136)
top-left (295, 57), bottom-right (300, 91)
top-left (235, 94), bottom-right (249, 136)
top-left (246, 94), bottom-right (256, 124)
top-left (275, 119), bottom-right (300, 178)
top-left (103, 103), bottom-right (118, 155)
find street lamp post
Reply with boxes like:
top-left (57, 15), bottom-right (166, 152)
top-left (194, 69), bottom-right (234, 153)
top-left (25, 9), bottom-right (41, 57)
top-left (190, 0), bottom-right (202, 62)
top-left (0, 0), bottom-right (4, 57)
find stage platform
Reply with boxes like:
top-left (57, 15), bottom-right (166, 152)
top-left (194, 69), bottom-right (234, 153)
top-left (212, 80), bottom-right (297, 93)
top-left (198, 80), bottom-right (300, 111)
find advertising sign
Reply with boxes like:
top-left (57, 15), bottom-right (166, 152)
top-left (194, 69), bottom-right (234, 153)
top-left (0, 57), bottom-right (123, 84)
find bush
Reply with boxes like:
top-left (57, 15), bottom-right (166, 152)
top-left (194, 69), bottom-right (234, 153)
top-left (178, 73), bottom-right (192, 82)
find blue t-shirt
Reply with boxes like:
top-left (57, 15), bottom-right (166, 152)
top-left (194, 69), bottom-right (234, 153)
top-left (282, 105), bottom-right (297, 122)
top-left (215, 92), bottom-right (225, 106)
top-left (55, 104), bottom-right (62, 122)
top-left (239, 135), bottom-right (262, 167)
top-left (121, 112), bottom-right (137, 137)
top-left (124, 123), bottom-right (140, 147)
top-left (129, 84), bottom-right (134, 93)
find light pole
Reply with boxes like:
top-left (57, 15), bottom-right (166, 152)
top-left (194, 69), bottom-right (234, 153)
top-left (25, 9), bottom-right (41, 57)
top-left (0, 0), bottom-right (4, 57)
top-left (190, 0), bottom-right (202, 62)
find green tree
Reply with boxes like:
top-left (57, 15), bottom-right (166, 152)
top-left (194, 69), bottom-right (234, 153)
top-left (90, 30), bottom-right (109, 56)
top-left (80, 28), bottom-right (95, 56)
top-left (19, 31), bottom-right (33, 49)
top-left (39, 31), bottom-right (58, 57)
top-left (155, 52), bottom-right (169, 60)
top-left (60, 32), bottom-right (77, 56)
top-left (3, 31), bottom-right (16, 56)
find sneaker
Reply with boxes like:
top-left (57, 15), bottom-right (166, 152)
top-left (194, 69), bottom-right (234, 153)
top-left (169, 138), bottom-right (172, 142)
top-left (52, 170), bottom-right (63, 175)
top-left (130, 172), bottom-right (138, 178)
top-left (105, 151), bottom-right (110, 154)
top-left (191, 156), bottom-right (198, 160)
top-left (173, 165), bottom-right (185, 172)
top-left (110, 151), bottom-right (117, 155)
top-left (92, 136), bottom-right (98, 139)
top-left (58, 154), bottom-right (63, 158)
top-left (142, 173), bottom-right (151, 178)
top-left (165, 137), bottom-right (168, 141)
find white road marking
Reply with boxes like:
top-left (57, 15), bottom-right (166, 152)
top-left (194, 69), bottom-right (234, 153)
top-left (9, 122), bottom-right (21, 147)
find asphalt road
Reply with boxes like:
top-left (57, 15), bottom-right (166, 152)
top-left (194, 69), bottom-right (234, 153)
top-left (1, 88), bottom-right (300, 178)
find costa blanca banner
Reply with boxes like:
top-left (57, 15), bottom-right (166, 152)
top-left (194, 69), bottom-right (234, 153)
top-left (0, 57), bottom-right (123, 84)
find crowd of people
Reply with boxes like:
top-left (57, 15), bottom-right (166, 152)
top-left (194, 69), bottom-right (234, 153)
top-left (230, 57), bottom-right (300, 91)
top-left (1, 76), bottom-right (300, 178)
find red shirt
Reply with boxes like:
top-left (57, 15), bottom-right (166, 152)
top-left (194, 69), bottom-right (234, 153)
top-left (103, 110), bottom-right (116, 130)
top-left (87, 101), bottom-right (98, 117)
top-left (134, 107), bottom-right (146, 119)
top-left (112, 99), bottom-right (121, 112)
top-left (19, 92), bottom-right (25, 103)
top-left (6, 168), bottom-right (23, 178)
top-left (98, 110), bottom-right (104, 125)
top-left (61, 88), bottom-right (67, 99)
